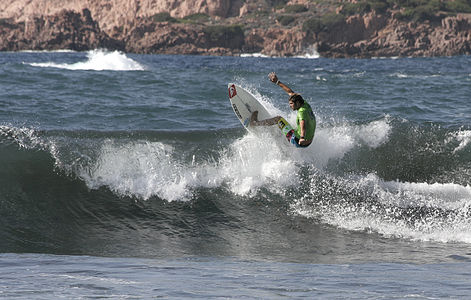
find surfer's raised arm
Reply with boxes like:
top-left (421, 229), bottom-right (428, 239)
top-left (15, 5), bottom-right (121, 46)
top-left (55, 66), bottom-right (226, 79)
top-left (268, 72), bottom-right (296, 96)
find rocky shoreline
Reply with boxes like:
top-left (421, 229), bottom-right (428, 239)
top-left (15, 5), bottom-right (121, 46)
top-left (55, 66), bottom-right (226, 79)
top-left (1, 0), bottom-right (470, 58)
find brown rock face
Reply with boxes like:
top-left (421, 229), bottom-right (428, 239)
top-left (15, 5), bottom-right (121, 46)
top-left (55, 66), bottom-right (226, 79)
top-left (125, 21), bottom-right (201, 54)
top-left (0, 9), bottom-right (123, 52)
top-left (124, 21), bottom-right (245, 55)
top-left (0, 0), bottom-right (470, 57)
top-left (245, 28), bottom-right (309, 57)
top-left (0, 0), bottom-right (244, 34)
top-left (312, 13), bottom-right (471, 58)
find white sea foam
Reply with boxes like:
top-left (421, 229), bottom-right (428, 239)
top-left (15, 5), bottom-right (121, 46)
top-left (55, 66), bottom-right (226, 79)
top-left (446, 129), bottom-right (471, 153)
top-left (294, 46), bottom-right (320, 59)
top-left (372, 56), bottom-right (400, 60)
top-left (0, 125), bottom-right (41, 149)
top-left (361, 173), bottom-right (471, 210)
top-left (78, 140), bottom-right (196, 201)
top-left (240, 46), bottom-right (320, 59)
top-left (20, 49), bottom-right (76, 53)
top-left (292, 173), bottom-right (471, 243)
top-left (390, 72), bottom-right (441, 79)
top-left (29, 50), bottom-right (145, 71)
top-left (302, 117), bottom-right (391, 167)
top-left (75, 131), bottom-right (299, 201)
top-left (392, 73), bottom-right (409, 78)
top-left (240, 53), bottom-right (269, 58)
top-left (217, 133), bottom-right (298, 196)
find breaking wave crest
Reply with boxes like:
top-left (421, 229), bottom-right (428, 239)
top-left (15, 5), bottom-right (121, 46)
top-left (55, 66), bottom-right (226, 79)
top-left (1, 116), bottom-right (470, 243)
top-left (28, 50), bottom-right (145, 71)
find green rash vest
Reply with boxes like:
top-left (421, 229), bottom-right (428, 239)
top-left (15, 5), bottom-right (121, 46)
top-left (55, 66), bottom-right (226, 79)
top-left (295, 102), bottom-right (316, 140)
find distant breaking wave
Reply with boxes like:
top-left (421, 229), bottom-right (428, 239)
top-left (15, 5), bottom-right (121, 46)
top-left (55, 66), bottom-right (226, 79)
top-left (20, 49), bottom-right (76, 53)
top-left (28, 50), bottom-right (146, 71)
top-left (241, 46), bottom-right (320, 59)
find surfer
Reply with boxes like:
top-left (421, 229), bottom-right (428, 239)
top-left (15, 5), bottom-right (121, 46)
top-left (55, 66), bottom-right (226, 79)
top-left (250, 72), bottom-right (316, 147)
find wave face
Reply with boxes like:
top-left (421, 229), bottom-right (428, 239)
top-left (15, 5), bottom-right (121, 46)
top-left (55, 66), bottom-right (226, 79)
top-left (1, 116), bottom-right (470, 260)
top-left (0, 52), bottom-right (470, 262)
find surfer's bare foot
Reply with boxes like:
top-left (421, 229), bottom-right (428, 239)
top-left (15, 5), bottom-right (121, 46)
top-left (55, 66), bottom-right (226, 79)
top-left (250, 111), bottom-right (259, 126)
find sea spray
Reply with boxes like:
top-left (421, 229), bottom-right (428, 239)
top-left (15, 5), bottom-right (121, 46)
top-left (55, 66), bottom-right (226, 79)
top-left (28, 50), bottom-right (145, 71)
top-left (291, 172), bottom-right (471, 243)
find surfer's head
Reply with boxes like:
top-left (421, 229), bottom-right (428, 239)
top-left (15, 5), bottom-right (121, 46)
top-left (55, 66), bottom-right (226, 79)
top-left (288, 93), bottom-right (304, 110)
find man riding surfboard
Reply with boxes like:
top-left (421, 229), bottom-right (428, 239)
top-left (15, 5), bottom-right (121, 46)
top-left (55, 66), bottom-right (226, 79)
top-left (250, 72), bottom-right (316, 148)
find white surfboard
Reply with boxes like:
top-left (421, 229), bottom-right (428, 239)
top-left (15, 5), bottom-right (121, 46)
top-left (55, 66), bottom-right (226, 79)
top-left (228, 83), bottom-right (295, 142)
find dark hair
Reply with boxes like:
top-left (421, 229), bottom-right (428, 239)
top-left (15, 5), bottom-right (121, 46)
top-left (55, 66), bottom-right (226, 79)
top-left (289, 93), bottom-right (304, 105)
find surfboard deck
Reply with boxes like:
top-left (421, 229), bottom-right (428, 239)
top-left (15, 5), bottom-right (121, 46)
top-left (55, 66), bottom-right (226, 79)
top-left (228, 83), bottom-right (295, 143)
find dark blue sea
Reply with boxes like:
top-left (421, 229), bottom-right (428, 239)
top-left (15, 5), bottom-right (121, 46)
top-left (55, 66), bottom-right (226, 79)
top-left (1, 50), bottom-right (471, 298)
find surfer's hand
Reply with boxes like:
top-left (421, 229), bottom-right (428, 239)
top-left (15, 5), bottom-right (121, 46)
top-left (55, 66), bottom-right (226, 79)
top-left (268, 72), bottom-right (278, 84)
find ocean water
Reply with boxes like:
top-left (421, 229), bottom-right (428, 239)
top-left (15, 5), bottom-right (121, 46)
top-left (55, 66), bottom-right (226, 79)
top-left (1, 50), bottom-right (471, 298)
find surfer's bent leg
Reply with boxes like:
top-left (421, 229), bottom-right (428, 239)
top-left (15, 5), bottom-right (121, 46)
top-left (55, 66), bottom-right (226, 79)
top-left (251, 114), bottom-right (282, 126)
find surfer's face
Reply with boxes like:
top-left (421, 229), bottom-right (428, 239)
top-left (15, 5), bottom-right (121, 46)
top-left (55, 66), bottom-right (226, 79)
top-left (289, 100), bottom-right (295, 110)
top-left (289, 100), bottom-right (300, 110)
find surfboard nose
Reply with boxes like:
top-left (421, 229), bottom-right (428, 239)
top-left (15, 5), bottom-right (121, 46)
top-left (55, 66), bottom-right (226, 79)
top-left (228, 83), bottom-right (237, 98)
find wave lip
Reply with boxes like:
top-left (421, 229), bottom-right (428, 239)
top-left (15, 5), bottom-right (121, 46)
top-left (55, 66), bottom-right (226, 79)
top-left (27, 50), bottom-right (145, 71)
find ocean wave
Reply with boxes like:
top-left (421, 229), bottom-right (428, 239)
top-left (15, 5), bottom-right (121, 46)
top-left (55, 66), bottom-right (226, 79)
top-left (389, 72), bottom-right (442, 79)
top-left (294, 46), bottom-right (320, 59)
top-left (27, 50), bottom-right (145, 71)
top-left (240, 53), bottom-right (270, 58)
top-left (0, 125), bottom-right (299, 200)
top-left (240, 46), bottom-right (320, 59)
top-left (1, 120), bottom-right (470, 244)
top-left (19, 49), bottom-right (77, 53)
top-left (0, 117), bottom-right (390, 202)
top-left (292, 173), bottom-right (471, 243)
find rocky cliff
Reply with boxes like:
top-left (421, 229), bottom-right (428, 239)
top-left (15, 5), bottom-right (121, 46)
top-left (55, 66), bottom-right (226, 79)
top-left (1, 0), bottom-right (470, 58)
top-left (315, 12), bottom-right (471, 58)
top-left (0, 9), bottom-right (123, 52)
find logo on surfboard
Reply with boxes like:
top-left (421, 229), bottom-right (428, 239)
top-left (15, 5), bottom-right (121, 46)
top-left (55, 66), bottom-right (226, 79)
top-left (232, 103), bottom-right (242, 120)
top-left (277, 119), bottom-right (286, 130)
top-left (228, 84), bottom-right (237, 98)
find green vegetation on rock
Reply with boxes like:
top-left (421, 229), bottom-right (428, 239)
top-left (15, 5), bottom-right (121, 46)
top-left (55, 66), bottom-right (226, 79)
top-left (203, 24), bottom-right (245, 48)
top-left (181, 13), bottom-right (210, 24)
top-left (339, 0), bottom-right (471, 21)
top-left (151, 12), bottom-right (177, 23)
top-left (284, 4), bottom-right (308, 13)
top-left (151, 12), bottom-right (211, 24)
top-left (276, 15), bottom-right (296, 26)
top-left (302, 13), bottom-right (345, 33)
